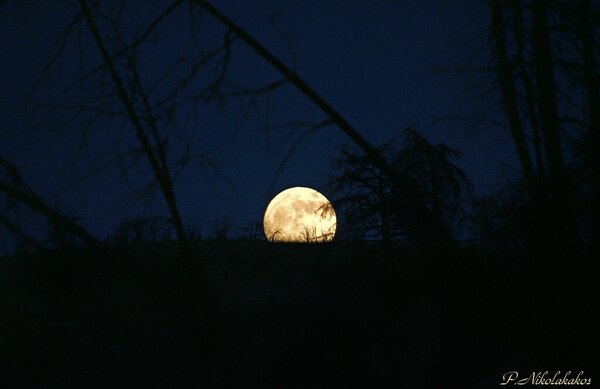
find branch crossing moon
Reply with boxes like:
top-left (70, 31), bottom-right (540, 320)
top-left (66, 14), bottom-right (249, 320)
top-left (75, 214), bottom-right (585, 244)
top-left (263, 187), bottom-right (336, 243)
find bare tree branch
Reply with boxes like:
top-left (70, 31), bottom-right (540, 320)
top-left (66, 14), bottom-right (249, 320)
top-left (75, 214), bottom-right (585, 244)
top-left (193, 0), bottom-right (394, 179)
top-left (66, 0), bottom-right (184, 94)
top-left (0, 157), bottom-right (101, 251)
top-left (79, 0), bottom-right (188, 248)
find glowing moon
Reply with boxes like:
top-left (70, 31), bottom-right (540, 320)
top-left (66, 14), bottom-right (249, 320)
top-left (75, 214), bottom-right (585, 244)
top-left (263, 187), bottom-right (337, 243)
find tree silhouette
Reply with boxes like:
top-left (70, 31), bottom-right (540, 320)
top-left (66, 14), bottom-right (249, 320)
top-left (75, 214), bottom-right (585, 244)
top-left (487, 0), bottom-right (598, 254)
top-left (330, 127), bottom-right (472, 247)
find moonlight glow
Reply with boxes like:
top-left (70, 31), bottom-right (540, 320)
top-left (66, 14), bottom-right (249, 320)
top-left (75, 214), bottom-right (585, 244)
top-left (263, 187), bottom-right (337, 243)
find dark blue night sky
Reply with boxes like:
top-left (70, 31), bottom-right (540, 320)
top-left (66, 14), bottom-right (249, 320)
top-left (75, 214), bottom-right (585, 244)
top-left (0, 0), bottom-right (517, 240)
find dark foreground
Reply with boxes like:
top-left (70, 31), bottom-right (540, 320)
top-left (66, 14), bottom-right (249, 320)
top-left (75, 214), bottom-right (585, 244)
top-left (1, 241), bottom-right (597, 388)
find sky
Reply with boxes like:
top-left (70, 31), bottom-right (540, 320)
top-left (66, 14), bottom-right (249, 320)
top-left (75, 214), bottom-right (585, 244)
top-left (0, 0), bottom-right (520, 242)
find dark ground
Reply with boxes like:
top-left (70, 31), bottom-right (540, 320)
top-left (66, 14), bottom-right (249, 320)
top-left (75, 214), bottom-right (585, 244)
top-left (1, 240), bottom-right (597, 388)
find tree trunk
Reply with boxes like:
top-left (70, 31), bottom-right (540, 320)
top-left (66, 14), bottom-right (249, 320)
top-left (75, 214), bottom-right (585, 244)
top-left (531, 0), bottom-right (572, 255)
top-left (578, 0), bottom-right (599, 255)
top-left (510, 0), bottom-right (546, 184)
top-left (490, 0), bottom-right (536, 196)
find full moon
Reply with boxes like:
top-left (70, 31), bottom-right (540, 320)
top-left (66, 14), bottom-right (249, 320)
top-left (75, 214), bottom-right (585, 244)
top-left (263, 187), bottom-right (337, 243)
